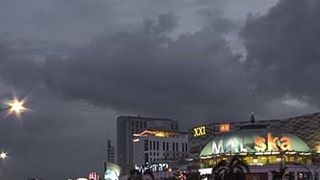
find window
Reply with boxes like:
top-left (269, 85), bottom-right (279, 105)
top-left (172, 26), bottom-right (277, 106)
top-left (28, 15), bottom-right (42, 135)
top-left (176, 143), bottom-right (178, 152)
top-left (172, 142), bottom-right (175, 151)
top-left (144, 140), bottom-right (149, 151)
top-left (163, 142), bottom-right (165, 151)
top-left (149, 141), bottom-right (152, 150)
top-left (166, 142), bottom-right (169, 151)
top-left (145, 153), bottom-right (149, 164)
top-left (157, 141), bottom-right (159, 150)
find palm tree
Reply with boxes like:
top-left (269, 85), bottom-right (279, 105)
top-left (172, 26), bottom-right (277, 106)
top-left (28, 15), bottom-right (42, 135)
top-left (186, 172), bottom-right (201, 180)
top-left (271, 164), bottom-right (294, 180)
top-left (128, 169), bottom-right (142, 180)
top-left (212, 155), bottom-right (250, 180)
top-left (142, 168), bottom-right (155, 180)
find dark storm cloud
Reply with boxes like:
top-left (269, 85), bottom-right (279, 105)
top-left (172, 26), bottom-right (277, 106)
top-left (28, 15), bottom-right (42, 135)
top-left (0, 12), bottom-right (257, 179)
top-left (39, 13), bottom-right (257, 124)
top-left (4, 0), bottom-right (320, 179)
top-left (241, 0), bottom-right (320, 107)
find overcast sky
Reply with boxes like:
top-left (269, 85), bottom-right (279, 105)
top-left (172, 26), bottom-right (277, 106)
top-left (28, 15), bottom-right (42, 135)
top-left (1, 0), bottom-right (320, 179)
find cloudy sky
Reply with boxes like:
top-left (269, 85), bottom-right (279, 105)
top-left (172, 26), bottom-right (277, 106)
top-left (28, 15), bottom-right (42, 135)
top-left (1, 0), bottom-right (320, 179)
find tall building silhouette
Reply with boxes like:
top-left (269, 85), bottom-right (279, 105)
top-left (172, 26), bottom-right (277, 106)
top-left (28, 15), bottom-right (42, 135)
top-left (107, 139), bottom-right (115, 163)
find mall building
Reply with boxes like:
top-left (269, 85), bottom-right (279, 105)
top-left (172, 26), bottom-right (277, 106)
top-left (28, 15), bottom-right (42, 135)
top-left (190, 112), bottom-right (320, 180)
top-left (189, 112), bottom-right (320, 158)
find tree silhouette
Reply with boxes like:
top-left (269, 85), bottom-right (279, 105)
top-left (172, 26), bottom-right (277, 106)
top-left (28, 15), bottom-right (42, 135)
top-left (271, 164), bottom-right (294, 180)
top-left (128, 169), bottom-right (142, 180)
top-left (212, 155), bottom-right (250, 180)
top-left (142, 169), bottom-right (155, 180)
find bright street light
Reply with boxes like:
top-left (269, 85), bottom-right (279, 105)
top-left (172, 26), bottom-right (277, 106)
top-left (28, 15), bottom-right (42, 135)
top-left (1, 97), bottom-right (27, 116)
top-left (7, 98), bottom-right (26, 114)
top-left (0, 152), bottom-right (7, 160)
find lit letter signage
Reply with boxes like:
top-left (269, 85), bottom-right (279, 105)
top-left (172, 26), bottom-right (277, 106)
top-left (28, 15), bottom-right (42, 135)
top-left (212, 140), bottom-right (224, 153)
top-left (280, 137), bottom-right (291, 151)
top-left (254, 136), bottom-right (266, 152)
top-left (193, 126), bottom-right (206, 137)
top-left (209, 133), bottom-right (293, 154)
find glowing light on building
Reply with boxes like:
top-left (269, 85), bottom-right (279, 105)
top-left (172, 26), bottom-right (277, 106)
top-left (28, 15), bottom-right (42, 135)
top-left (193, 126), bottom-right (206, 137)
top-left (88, 172), bottom-right (100, 180)
top-left (219, 123), bottom-right (230, 132)
top-left (316, 145), bottom-right (320, 153)
top-left (133, 130), bottom-right (179, 138)
top-left (104, 163), bottom-right (120, 180)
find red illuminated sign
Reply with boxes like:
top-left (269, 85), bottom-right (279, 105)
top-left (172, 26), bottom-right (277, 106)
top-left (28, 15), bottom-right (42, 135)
top-left (88, 172), bottom-right (100, 180)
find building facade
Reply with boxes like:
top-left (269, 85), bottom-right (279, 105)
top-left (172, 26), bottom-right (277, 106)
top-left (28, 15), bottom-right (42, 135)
top-left (116, 115), bottom-right (179, 172)
top-left (132, 129), bottom-right (188, 166)
top-left (189, 112), bottom-right (320, 158)
top-left (197, 119), bottom-right (320, 180)
top-left (187, 112), bottom-right (320, 180)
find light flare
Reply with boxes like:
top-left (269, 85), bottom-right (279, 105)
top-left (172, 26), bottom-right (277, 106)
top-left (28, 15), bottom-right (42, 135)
top-left (4, 96), bottom-right (28, 117)
top-left (0, 152), bottom-right (7, 159)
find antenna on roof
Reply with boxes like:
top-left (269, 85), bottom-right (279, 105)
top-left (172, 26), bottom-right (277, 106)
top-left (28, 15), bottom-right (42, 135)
top-left (250, 113), bottom-right (255, 123)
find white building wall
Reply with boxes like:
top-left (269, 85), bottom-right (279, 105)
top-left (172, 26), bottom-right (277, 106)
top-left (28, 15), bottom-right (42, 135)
top-left (117, 116), bottom-right (179, 171)
top-left (133, 133), bottom-right (188, 167)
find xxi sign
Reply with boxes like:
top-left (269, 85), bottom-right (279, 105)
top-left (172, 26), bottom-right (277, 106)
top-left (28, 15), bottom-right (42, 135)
top-left (193, 126), bottom-right (206, 137)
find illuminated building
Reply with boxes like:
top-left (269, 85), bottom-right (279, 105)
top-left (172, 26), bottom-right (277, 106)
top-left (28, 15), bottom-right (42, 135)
top-left (132, 129), bottom-right (188, 166)
top-left (189, 112), bottom-right (320, 158)
top-left (192, 113), bottom-right (320, 180)
top-left (197, 121), bottom-right (320, 180)
top-left (258, 112), bottom-right (320, 153)
top-left (116, 115), bottom-right (179, 172)
top-left (199, 123), bottom-right (311, 167)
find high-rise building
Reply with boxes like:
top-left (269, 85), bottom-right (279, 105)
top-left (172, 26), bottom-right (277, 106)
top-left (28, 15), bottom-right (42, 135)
top-left (116, 115), bottom-right (179, 172)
